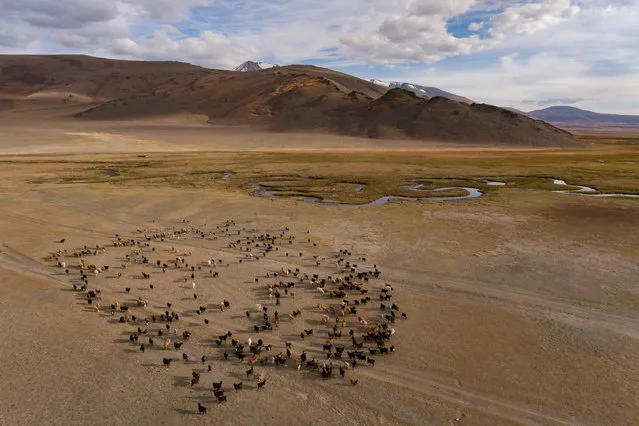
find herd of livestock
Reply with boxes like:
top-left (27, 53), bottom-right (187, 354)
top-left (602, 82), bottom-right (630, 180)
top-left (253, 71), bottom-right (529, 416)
top-left (45, 219), bottom-right (406, 414)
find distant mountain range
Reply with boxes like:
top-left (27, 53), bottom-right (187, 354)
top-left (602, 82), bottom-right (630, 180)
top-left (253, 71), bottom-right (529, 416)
top-left (233, 61), bottom-right (472, 104)
top-left (366, 79), bottom-right (473, 104)
top-left (527, 106), bottom-right (639, 130)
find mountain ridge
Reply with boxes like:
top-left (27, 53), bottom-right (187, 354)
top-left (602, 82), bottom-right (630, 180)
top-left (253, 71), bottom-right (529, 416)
top-left (528, 106), bottom-right (639, 129)
top-left (366, 79), bottom-right (474, 104)
top-left (0, 54), bottom-right (580, 147)
top-left (232, 61), bottom-right (473, 104)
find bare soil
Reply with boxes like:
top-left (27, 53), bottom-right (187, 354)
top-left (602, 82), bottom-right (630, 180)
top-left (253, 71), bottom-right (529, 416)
top-left (0, 123), bottom-right (638, 425)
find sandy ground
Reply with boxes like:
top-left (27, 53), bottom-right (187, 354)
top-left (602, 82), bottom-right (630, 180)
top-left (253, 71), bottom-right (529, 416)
top-left (0, 108), bottom-right (568, 154)
top-left (1, 122), bottom-right (639, 426)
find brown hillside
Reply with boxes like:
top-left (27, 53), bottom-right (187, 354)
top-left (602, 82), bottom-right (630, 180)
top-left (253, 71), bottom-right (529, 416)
top-left (0, 55), bottom-right (214, 103)
top-left (0, 55), bottom-right (580, 146)
top-left (275, 65), bottom-right (387, 98)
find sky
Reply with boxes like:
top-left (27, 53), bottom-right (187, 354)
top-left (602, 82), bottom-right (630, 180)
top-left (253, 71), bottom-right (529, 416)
top-left (1, 0), bottom-right (638, 114)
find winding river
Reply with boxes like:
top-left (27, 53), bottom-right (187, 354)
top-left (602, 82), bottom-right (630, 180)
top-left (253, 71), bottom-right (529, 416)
top-left (249, 180), bottom-right (484, 206)
top-left (551, 179), bottom-right (639, 198)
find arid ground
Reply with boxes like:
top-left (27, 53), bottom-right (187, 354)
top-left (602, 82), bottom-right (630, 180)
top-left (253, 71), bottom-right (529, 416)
top-left (1, 117), bottom-right (638, 426)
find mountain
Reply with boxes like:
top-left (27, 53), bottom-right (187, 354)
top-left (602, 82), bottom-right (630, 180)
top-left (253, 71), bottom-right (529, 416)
top-left (367, 79), bottom-right (473, 104)
top-left (233, 61), bottom-right (279, 72)
top-left (528, 106), bottom-right (639, 129)
top-left (0, 55), bottom-right (579, 146)
top-left (0, 54), bottom-right (213, 104)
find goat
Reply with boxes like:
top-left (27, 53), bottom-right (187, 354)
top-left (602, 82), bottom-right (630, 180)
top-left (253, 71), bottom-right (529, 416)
top-left (257, 379), bottom-right (266, 390)
top-left (162, 358), bottom-right (173, 367)
top-left (198, 403), bottom-right (207, 414)
top-left (233, 382), bottom-right (243, 390)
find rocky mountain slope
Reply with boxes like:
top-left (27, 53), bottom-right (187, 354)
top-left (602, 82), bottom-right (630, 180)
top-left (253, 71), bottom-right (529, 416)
top-left (0, 55), bottom-right (579, 146)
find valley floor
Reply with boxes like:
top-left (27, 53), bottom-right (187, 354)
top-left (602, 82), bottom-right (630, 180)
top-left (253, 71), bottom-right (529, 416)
top-left (0, 121), bottom-right (638, 425)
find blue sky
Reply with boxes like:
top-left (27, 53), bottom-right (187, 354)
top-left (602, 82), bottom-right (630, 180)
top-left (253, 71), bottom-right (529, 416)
top-left (1, 0), bottom-right (638, 113)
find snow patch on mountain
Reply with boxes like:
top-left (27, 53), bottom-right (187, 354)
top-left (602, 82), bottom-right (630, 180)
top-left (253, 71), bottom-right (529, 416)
top-left (365, 79), bottom-right (473, 104)
top-left (233, 61), bottom-right (279, 72)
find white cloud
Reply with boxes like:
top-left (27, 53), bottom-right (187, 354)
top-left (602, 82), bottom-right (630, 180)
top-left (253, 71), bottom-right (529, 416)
top-left (489, 0), bottom-right (581, 40)
top-left (0, 0), bottom-right (213, 50)
top-left (411, 0), bottom-right (476, 16)
top-left (341, 0), bottom-right (480, 63)
top-left (393, 51), bottom-right (639, 114)
top-left (536, 97), bottom-right (590, 106)
top-left (339, 0), bottom-right (585, 64)
top-left (120, 0), bottom-right (210, 20)
top-left (112, 25), bottom-right (256, 68)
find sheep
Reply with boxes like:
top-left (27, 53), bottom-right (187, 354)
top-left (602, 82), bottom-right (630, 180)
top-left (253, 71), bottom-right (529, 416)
top-left (317, 303), bottom-right (330, 313)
